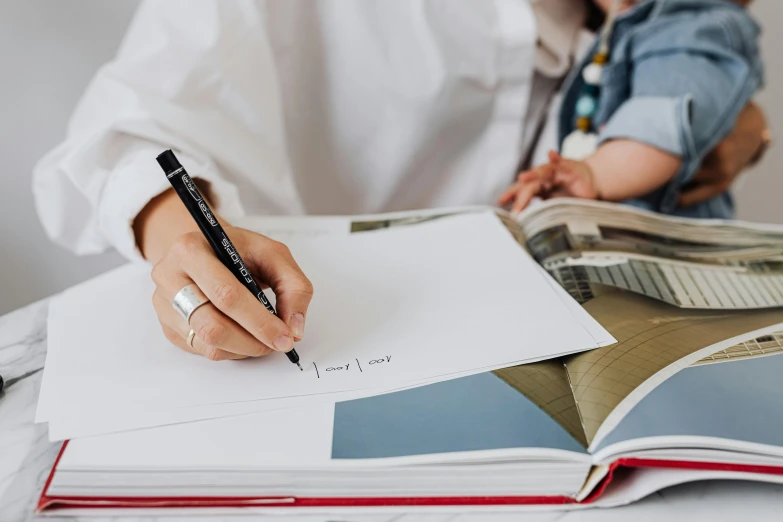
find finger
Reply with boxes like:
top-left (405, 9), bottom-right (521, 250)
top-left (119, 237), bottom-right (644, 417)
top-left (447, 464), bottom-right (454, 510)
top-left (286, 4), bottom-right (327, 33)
top-left (547, 150), bottom-right (563, 164)
top-left (688, 167), bottom-right (712, 184)
top-left (188, 305), bottom-right (271, 359)
top-left (546, 188), bottom-right (573, 199)
top-left (678, 182), bottom-right (723, 208)
top-left (689, 165), bottom-right (731, 185)
top-left (167, 235), bottom-right (295, 352)
top-left (243, 238), bottom-right (314, 341)
top-left (154, 292), bottom-right (247, 360)
top-left (152, 289), bottom-right (192, 339)
top-left (518, 165), bottom-right (556, 186)
top-left (153, 290), bottom-right (258, 359)
top-left (160, 323), bottom-right (198, 355)
top-left (160, 323), bottom-right (247, 361)
top-left (518, 163), bottom-right (555, 182)
top-left (510, 179), bottom-right (543, 214)
top-left (690, 165), bottom-right (725, 186)
top-left (516, 167), bottom-right (537, 181)
top-left (152, 253), bottom-right (279, 357)
top-left (553, 170), bottom-right (598, 200)
top-left (498, 184), bottom-right (521, 206)
top-left (554, 157), bottom-right (586, 176)
top-left (553, 170), bottom-right (583, 185)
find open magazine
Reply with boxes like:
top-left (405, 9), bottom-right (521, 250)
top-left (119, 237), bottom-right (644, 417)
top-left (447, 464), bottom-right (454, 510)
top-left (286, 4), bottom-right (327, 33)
top-left (39, 200), bottom-right (783, 512)
top-left (332, 199), bottom-right (783, 499)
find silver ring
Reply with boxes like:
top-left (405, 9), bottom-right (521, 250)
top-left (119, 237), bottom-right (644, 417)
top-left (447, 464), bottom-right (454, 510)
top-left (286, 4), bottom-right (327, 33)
top-left (186, 329), bottom-right (196, 348)
top-left (172, 284), bottom-right (210, 324)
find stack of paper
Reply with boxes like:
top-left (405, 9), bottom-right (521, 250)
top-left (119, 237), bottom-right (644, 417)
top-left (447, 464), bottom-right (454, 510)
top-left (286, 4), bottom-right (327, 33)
top-left (36, 212), bottom-right (613, 440)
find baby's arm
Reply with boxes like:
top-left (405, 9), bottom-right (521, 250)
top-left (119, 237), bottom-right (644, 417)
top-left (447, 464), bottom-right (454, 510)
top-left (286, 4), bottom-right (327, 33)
top-left (593, 10), bottom-right (761, 212)
top-left (584, 139), bottom-right (682, 201)
top-left (498, 144), bottom-right (681, 213)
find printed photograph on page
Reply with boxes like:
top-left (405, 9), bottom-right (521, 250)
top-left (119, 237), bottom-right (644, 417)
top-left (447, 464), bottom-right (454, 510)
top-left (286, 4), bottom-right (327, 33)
top-left (594, 329), bottom-right (783, 455)
top-left (517, 200), bottom-right (783, 310)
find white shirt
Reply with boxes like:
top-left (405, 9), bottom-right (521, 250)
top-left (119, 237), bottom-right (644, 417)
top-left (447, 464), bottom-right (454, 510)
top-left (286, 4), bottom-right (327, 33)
top-left (33, 0), bottom-right (583, 260)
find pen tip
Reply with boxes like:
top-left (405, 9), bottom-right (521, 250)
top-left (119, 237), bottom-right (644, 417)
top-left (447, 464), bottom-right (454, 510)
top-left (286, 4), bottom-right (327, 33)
top-left (297, 362), bottom-right (303, 371)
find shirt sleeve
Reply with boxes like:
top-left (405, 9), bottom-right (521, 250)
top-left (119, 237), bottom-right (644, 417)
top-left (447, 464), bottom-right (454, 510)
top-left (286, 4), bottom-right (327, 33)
top-left (597, 10), bottom-right (763, 212)
top-left (32, 0), bottom-right (247, 261)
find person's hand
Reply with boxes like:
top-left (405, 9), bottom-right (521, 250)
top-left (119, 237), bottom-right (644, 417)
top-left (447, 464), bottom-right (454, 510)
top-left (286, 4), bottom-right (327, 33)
top-left (498, 151), bottom-right (599, 213)
top-left (135, 188), bottom-right (313, 361)
top-left (679, 102), bottom-right (769, 207)
top-left (150, 225), bottom-right (313, 360)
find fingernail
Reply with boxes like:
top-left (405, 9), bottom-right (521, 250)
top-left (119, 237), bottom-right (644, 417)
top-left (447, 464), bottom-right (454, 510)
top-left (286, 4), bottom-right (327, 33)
top-left (274, 334), bottom-right (294, 352)
top-left (290, 313), bottom-right (305, 339)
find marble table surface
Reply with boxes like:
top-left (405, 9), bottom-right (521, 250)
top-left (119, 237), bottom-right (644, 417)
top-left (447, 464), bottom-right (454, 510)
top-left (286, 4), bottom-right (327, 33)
top-left (3, 299), bottom-right (783, 522)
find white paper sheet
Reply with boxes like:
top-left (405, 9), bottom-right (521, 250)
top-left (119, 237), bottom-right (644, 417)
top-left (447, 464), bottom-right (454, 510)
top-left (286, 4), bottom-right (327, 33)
top-left (47, 269), bottom-right (614, 441)
top-left (37, 213), bottom-right (610, 432)
top-left (535, 264), bottom-right (615, 349)
top-left (60, 404), bottom-right (336, 469)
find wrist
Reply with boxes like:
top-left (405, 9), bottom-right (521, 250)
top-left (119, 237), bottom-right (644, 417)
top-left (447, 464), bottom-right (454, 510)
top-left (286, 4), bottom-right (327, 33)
top-left (133, 180), bottom-right (220, 262)
top-left (582, 156), bottom-right (604, 200)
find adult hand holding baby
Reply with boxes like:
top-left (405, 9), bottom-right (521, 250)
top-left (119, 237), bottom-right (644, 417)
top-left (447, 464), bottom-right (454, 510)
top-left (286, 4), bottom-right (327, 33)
top-left (679, 102), bottom-right (770, 208)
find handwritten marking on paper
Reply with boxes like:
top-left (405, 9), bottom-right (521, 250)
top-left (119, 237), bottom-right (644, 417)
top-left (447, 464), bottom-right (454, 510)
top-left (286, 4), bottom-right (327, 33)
top-left (326, 363), bottom-right (350, 371)
top-left (311, 356), bottom-right (392, 379)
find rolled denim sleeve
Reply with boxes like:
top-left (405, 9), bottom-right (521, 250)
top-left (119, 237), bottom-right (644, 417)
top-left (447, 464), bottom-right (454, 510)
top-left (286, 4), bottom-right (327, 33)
top-left (597, 94), bottom-right (696, 213)
top-left (597, 11), bottom-right (762, 214)
top-left (598, 96), bottom-right (694, 158)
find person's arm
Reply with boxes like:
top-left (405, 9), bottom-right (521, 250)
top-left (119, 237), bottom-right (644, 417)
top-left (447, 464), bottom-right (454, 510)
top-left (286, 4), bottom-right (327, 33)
top-left (583, 140), bottom-right (681, 201)
top-left (33, 0), bottom-right (313, 360)
top-left (134, 186), bottom-right (312, 361)
top-left (594, 10), bottom-right (763, 213)
top-left (498, 145), bottom-right (680, 212)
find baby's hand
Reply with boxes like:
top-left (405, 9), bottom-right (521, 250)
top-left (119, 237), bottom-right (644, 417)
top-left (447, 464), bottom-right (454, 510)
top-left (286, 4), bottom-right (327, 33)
top-left (497, 151), bottom-right (599, 214)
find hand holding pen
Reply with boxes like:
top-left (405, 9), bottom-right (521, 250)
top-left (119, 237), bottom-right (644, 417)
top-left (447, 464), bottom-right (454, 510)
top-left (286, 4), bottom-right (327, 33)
top-left (131, 150), bottom-right (313, 365)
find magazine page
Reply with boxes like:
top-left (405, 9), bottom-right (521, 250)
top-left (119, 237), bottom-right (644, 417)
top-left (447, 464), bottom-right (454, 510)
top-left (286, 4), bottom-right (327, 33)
top-left (462, 288), bottom-right (783, 456)
top-left (591, 329), bottom-right (783, 459)
top-left (517, 200), bottom-right (783, 310)
top-left (493, 360), bottom-right (587, 448)
top-left (561, 288), bottom-right (783, 451)
top-left (332, 370), bottom-right (590, 459)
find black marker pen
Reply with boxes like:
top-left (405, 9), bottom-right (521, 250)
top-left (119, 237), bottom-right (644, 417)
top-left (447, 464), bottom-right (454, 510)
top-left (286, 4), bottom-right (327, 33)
top-left (156, 150), bottom-right (302, 370)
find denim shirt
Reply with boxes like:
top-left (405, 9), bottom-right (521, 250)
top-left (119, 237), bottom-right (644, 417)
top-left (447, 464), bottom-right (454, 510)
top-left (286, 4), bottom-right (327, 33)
top-left (558, 0), bottom-right (763, 219)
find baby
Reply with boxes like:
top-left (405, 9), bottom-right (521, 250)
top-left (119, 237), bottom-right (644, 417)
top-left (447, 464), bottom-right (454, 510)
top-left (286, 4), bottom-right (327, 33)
top-left (500, 0), bottom-right (762, 219)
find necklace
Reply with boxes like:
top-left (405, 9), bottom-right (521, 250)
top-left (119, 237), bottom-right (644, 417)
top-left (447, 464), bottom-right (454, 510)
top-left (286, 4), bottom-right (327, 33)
top-left (561, 0), bottom-right (622, 160)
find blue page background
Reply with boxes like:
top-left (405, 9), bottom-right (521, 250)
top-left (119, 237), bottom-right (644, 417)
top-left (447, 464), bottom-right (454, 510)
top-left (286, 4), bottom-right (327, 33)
top-left (598, 353), bottom-right (783, 451)
top-left (332, 372), bottom-right (586, 459)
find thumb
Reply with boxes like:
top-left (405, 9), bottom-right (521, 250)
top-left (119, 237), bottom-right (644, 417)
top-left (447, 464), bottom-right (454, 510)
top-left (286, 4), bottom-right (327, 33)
top-left (274, 283), bottom-right (314, 342)
top-left (548, 150), bottom-right (563, 164)
top-left (243, 234), bottom-right (314, 342)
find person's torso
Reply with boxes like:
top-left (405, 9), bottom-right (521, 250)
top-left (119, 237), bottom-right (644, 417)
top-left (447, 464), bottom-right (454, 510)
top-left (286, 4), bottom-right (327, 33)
top-left (257, 0), bottom-right (542, 215)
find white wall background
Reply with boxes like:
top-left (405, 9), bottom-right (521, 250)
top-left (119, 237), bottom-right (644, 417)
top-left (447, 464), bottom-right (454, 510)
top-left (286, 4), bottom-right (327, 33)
top-left (0, 1), bottom-right (781, 315)
top-left (0, 1), bottom-right (137, 315)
